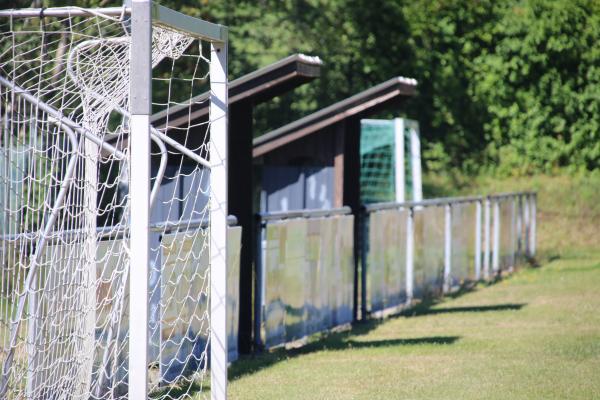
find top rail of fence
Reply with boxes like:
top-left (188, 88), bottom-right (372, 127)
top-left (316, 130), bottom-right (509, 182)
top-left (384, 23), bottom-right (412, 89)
top-left (364, 191), bottom-right (536, 212)
top-left (258, 206), bottom-right (352, 223)
top-left (0, 4), bottom-right (227, 43)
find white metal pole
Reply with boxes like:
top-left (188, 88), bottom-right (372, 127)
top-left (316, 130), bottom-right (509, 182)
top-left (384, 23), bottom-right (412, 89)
top-left (129, 0), bottom-right (151, 398)
top-left (530, 193), bottom-right (537, 257)
top-left (510, 196), bottom-right (517, 270)
top-left (483, 197), bottom-right (491, 280)
top-left (409, 122), bottom-right (423, 202)
top-left (210, 38), bottom-right (229, 400)
top-left (26, 274), bottom-right (38, 396)
top-left (443, 204), bottom-right (452, 293)
top-left (475, 200), bottom-right (482, 280)
top-left (492, 199), bottom-right (501, 273)
top-left (393, 118), bottom-right (405, 203)
top-left (81, 128), bottom-right (98, 396)
top-left (405, 207), bottom-right (414, 302)
top-left (254, 219), bottom-right (265, 347)
top-left (360, 212), bottom-right (368, 319)
top-left (524, 194), bottom-right (531, 257)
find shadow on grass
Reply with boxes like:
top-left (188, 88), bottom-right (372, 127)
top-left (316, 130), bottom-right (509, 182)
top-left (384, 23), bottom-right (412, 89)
top-left (343, 336), bottom-right (459, 348)
top-left (396, 282), bottom-right (526, 318)
top-left (231, 280), bottom-right (526, 382)
top-left (230, 324), bottom-right (460, 381)
top-left (403, 303), bottom-right (526, 317)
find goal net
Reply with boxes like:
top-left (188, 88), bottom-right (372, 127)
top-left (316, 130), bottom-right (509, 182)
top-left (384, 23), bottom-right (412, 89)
top-left (360, 118), bottom-right (423, 204)
top-left (0, 5), bottom-right (227, 399)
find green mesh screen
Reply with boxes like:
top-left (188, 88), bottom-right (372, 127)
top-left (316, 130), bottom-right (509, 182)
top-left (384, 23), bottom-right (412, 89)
top-left (360, 119), bottom-right (415, 204)
top-left (360, 120), bottom-right (395, 204)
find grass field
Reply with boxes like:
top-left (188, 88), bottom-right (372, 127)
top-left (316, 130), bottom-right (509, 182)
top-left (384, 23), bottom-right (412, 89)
top-left (227, 174), bottom-right (600, 399)
top-left (228, 249), bottom-right (600, 399)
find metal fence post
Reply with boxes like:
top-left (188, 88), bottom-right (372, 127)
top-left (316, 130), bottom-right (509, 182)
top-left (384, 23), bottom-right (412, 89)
top-left (510, 195), bottom-right (517, 270)
top-left (254, 216), bottom-right (265, 349)
top-left (360, 209), bottom-right (368, 320)
top-left (483, 197), bottom-right (491, 280)
top-left (475, 199), bottom-right (482, 280)
top-left (443, 203), bottom-right (452, 292)
top-left (405, 207), bottom-right (414, 302)
top-left (210, 35), bottom-right (229, 400)
top-left (492, 198), bottom-right (501, 274)
top-left (516, 194), bottom-right (523, 262)
top-left (524, 193), bottom-right (531, 257)
top-left (530, 193), bottom-right (537, 257)
top-left (129, 1), bottom-right (151, 398)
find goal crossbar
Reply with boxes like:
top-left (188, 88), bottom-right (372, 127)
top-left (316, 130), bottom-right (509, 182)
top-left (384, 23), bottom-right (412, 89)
top-left (0, 4), bottom-right (227, 44)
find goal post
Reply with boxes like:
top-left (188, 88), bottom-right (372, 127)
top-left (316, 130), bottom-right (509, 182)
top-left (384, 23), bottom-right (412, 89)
top-left (209, 36), bottom-right (229, 400)
top-left (129, 4), bottom-right (152, 400)
top-left (0, 3), bottom-right (228, 399)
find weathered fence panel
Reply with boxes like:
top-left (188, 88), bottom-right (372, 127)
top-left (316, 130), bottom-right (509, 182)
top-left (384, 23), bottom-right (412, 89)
top-left (362, 193), bottom-right (536, 317)
top-left (255, 208), bottom-right (354, 349)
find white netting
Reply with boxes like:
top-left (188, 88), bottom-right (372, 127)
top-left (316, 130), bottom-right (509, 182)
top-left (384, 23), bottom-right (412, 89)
top-left (0, 9), bottom-right (216, 399)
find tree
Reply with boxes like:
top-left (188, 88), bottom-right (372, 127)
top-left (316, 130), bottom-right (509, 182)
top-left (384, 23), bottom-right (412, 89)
top-left (38, 0), bottom-right (600, 174)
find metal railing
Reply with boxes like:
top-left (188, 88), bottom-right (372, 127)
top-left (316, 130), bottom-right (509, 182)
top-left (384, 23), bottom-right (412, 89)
top-left (361, 192), bottom-right (536, 318)
top-left (254, 207), bottom-right (354, 349)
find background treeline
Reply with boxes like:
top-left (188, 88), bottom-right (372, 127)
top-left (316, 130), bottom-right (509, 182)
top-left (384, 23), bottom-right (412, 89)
top-left (41, 0), bottom-right (600, 175)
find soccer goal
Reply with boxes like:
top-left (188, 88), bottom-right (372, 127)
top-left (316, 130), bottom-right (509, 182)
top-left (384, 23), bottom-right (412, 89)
top-left (360, 118), bottom-right (423, 204)
top-left (0, 2), bottom-right (228, 399)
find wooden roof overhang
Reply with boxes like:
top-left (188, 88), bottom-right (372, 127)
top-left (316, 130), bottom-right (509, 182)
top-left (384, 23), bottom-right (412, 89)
top-left (252, 76), bottom-right (417, 158)
top-left (151, 53), bottom-right (323, 129)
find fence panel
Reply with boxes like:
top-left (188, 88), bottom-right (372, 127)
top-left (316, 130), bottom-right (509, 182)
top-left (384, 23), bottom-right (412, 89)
top-left (256, 208), bottom-right (354, 349)
top-left (362, 192), bottom-right (536, 318)
top-left (414, 205), bottom-right (445, 298)
top-left (366, 209), bottom-right (407, 314)
top-left (227, 226), bottom-right (242, 362)
top-left (449, 202), bottom-right (477, 287)
top-left (498, 198), bottom-right (517, 271)
top-left (491, 195), bottom-right (527, 274)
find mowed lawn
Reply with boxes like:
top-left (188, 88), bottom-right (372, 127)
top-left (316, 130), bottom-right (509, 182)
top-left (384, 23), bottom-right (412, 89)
top-left (228, 249), bottom-right (600, 399)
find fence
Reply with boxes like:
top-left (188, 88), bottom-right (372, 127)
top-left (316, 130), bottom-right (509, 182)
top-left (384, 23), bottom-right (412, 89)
top-left (361, 192), bottom-right (536, 317)
top-left (254, 207), bottom-right (354, 349)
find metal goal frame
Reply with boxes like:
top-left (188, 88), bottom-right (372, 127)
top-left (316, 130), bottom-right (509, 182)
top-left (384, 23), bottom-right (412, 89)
top-left (0, 2), bottom-right (229, 399)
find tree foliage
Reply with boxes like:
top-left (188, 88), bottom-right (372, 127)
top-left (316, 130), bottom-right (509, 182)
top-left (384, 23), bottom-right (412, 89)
top-left (470, 0), bottom-right (600, 174)
top-left (39, 0), bottom-right (600, 174)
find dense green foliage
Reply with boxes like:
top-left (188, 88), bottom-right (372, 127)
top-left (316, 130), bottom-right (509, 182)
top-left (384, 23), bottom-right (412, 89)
top-left (469, 1), bottom-right (600, 174)
top-left (40, 0), bottom-right (600, 174)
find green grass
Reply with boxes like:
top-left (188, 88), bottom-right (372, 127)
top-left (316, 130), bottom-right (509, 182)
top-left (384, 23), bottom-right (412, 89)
top-left (228, 249), bottom-right (600, 399)
top-left (225, 174), bottom-right (600, 399)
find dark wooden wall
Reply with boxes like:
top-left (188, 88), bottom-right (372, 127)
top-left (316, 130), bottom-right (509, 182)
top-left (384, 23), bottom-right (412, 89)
top-left (261, 127), bottom-right (337, 167)
top-left (229, 101), bottom-right (254, 354)
top-left (343, 117), bottom-right (362, 321)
